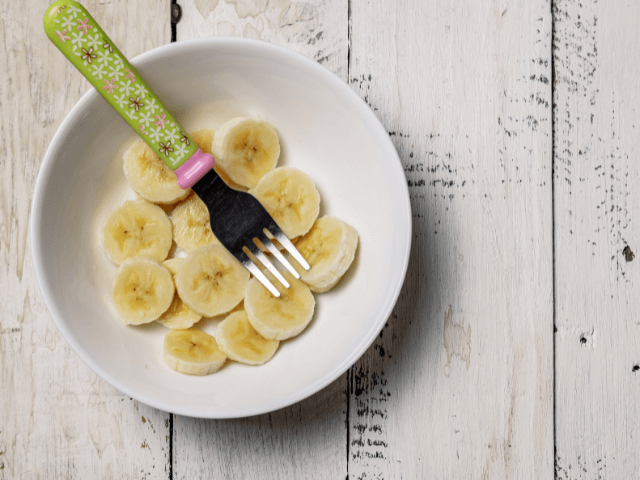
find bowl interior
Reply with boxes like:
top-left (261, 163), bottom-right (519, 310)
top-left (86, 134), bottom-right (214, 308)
top-left (32, 38), bottom-right (411, 418)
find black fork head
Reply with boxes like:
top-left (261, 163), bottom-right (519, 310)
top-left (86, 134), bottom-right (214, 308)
top-left (191, 168), bottom-right (310, 297)
top-left (191, 169), bottom-right (272, 258)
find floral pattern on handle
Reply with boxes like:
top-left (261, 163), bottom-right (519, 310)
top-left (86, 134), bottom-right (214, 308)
top-left (44, 1), bottom-right (197, 170)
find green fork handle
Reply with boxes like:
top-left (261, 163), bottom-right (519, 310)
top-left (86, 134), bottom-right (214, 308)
top-left (43, 0), bottom-right (198, 171)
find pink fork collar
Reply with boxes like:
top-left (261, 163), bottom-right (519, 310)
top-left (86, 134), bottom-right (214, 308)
top-left (174, 149), bottom-right (215, 189)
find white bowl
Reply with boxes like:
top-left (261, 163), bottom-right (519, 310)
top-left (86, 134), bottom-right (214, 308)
top-left (31, 38), bottom-right (411, 418)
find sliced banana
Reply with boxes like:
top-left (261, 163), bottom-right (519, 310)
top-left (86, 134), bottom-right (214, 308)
top-left (162, 258), bottom-right (185, 276)
top-left (112, 256), bottom-right (174, 325)
top-left (251, 167), bottom-right (320, 238)
top-left (211, 117), bottom-right (280, 189)
top-left (245, 268), bottom-right (315, 340)
top-left (156, 259), bottom-right (202, 329)
top-left (163, 328), bottom-right (227, 375)
top-left (288, 216), bottom-right (358, 293)
top-left (158, 292), bottom-right (201, 329)
top-left (103, 199), bottom-right (173, 265)
top-left (257, 236), bottom-right (297, 254)
top-left (190, 128), bottom-right (245, 190)
top-left (189, 128), bottom-right (215, 155)
top-left (213, 166), bottom-right (245, 190)
top-left (175, 244), bottom-right (249, 317)
top-left (123, 139), bottom-right (190, 204)
top-left (170, 195), bottom-right (220, 253)
top-left (215, 310), bottom-right (279, 365)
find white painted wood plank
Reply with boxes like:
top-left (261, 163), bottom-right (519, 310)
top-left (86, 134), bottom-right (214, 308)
top-left (0, 1), bottom-right (171, 478)
top-left (553, 0), bottom-right (640, 477)
top-left (177, 0), bottom-right (347, 81)
top-left (348, 1), bottom-right (553, 478)
top-left (173, 382), bottom-right (346, 479)
top-left (173, 2), bottom-right (348, 479)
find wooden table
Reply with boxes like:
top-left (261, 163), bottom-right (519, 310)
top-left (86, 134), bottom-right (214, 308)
top-left (3, 0), bottom-right (638, 477)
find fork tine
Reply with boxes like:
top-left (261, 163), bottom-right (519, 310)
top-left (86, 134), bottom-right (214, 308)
top-left (257, 233), bottom-right (301, 279)
top-left (246, 242), bottom-right (290, 289)
top-left (268, 225), bottom-right (311, 271)
top-left (239, 251), bottom-right (280, 298)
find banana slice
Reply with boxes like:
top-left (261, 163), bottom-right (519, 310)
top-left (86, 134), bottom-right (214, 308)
top-left (190, 128), bottom-right (245, 190)
top-left (189, 128), bottom-right (215, 155)
top-left (175, 244), bottom-right (249, 317)
top-left (123, 139), bottom-right (190, 204)
top-left (163, 328), bottom-right (226, 375)
top-left (162, 258), bottom-right (184, 276)
top-left (170, 195), bottom-right (220, 253)
top-left (288, 216), bottom-right (358, 293)
top-left (245, 268), bottom-right (315, 340)
top-left (250, 167), bottom-right (320, 238)
top-left (211, 117), bottom-right (280, 188)
top-left (215, 310), bottom-right (279, 365)
top-left (157, 259), bottom-right (202, 329)
top-left (103, 199), bottom-right (173, 265)
top-left (112, 256), bottom-right (174, 325)
top-left (162, 258), bottom-right (184, 277)
top-left (257, 236), bottom-right (297, 254)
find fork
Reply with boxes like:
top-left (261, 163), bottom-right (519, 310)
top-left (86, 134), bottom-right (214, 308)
top-left (43, 0), bottom-right (309, 297)
top-left (192, 169), bottom-right (309, 296)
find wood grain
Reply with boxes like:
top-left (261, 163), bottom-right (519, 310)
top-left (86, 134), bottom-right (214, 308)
top-left (347, 0), bottom-right (554, 478)
top-left (177, 0), bottom-right (347, 81)
top-left (172, 2), bottom-right (349, 479)
top-left (553, 0), bottom-right (640, 477)
top-left (0, 1), bottom-right (171, 478)
top-left (172, 382), bottom-right (347, 479)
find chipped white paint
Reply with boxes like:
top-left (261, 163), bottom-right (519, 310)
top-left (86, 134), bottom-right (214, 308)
top-left (554, 0), bottom-right (640, 477)
top-left (348, 0), bottom-right (554, 478)
top-left (0, 1), bottom-right (170, 478)
top-left (443, 304), bottom-right (472, 377)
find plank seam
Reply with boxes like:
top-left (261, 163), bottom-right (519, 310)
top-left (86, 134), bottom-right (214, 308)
top-left (347, 0), bottom-right (351, 83)
top-left (346, 369), bottom-right (351, 479)
top-left (550, 0), bottom-right (557, 476)
top-left (169, 413), bottom-right (174, 480)
top-left (171, 0), bottom-right (178, 43)
top-left (170, 3), bottom-right (177, 477)
top-left (345, 4), bottom-right (352, 477)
